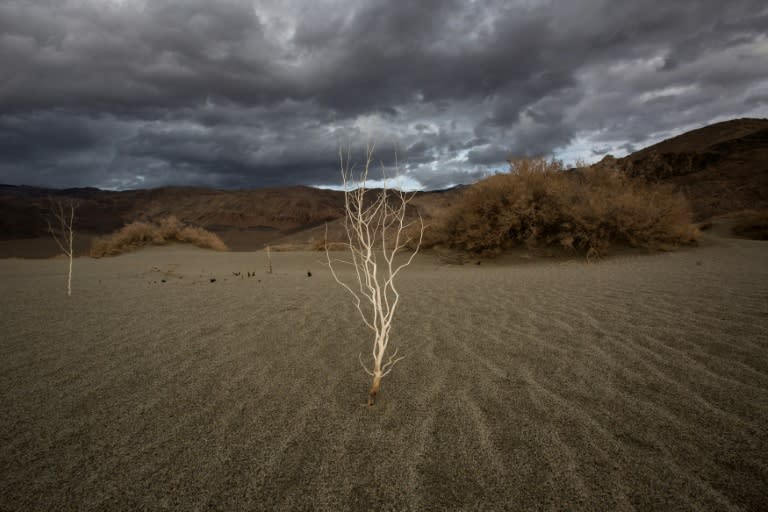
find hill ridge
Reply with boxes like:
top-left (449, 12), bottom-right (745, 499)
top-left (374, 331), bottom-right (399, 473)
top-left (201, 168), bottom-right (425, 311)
top-left (2, 117), bottom-right (767, 245)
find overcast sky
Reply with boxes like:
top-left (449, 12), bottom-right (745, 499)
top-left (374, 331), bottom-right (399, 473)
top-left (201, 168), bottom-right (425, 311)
top-left (1, 0), bottom-right (767, 190)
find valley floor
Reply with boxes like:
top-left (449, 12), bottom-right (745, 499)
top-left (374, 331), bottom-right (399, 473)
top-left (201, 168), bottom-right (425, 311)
top-left (1, 233), bottom-right (767, 510)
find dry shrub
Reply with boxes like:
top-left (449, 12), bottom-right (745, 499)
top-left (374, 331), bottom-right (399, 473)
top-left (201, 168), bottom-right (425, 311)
top-left (269, 243), bottom-right (314, 252)
top-left (311, 239), bottom-right (348, 251)
top-left (429, 158), bottom-right (699, 257)
top-left (91, 216), bottom-right (227, 257)
top-left (271, 241), bottom-right (349, 252)
top-left (729, 210), bottom-right (768, 240)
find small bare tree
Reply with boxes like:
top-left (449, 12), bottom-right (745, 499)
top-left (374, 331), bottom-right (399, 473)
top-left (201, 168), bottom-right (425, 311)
top-left (47, 197), bottom-right (78, 297)
top-left (326, 144), bottom-right (424, 406)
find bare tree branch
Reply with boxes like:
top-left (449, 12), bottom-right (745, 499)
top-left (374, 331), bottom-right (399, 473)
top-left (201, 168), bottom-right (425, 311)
top-left (325, 143), bottom-right (424, 406)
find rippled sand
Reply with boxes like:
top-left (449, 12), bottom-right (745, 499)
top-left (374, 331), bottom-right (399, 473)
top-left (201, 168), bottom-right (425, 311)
top-left (1, 234), bottom-right (767, 510)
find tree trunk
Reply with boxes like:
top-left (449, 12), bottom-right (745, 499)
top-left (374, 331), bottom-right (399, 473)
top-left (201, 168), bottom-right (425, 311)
top-left (367, 373), bottom-right (382, 406)
top-left (67, 254), bottom-right (73, 297)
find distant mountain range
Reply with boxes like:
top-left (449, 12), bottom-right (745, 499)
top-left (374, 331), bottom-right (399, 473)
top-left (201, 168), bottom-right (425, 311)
top-left (1, 117), bottom-right (766, 251)
top-left (0, 184), bottom-right (346, 246)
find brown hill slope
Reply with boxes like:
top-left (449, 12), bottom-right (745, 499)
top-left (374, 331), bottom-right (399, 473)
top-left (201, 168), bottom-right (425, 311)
top-left (123, 186), bottom-right (344, 232)
top-left (613, 118), bottom-right (768, 219)
top-left (0, 185), bottom-right (346, 242)
top-left (0, 182), bottom-right (459, 254)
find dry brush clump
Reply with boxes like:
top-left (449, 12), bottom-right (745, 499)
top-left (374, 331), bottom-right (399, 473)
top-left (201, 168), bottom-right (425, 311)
top-left (428, 158), bottom-right (699, 257)
top-left (729, 209), bottom-right (768, 240)
top-left (90, 216), bottom-right (228, 257)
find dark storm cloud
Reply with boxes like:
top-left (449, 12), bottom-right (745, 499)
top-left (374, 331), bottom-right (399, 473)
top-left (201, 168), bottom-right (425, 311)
top-left (0, 0), bottom-right (767, 190)
top-left (467, 145), bottom-right (510, 166)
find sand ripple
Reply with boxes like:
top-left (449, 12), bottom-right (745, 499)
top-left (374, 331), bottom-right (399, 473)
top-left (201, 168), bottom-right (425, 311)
top-left (1, 241), bottom-right (767, 510)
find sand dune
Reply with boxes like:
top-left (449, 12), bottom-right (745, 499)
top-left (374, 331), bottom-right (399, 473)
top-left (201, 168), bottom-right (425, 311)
top-left (1, 234), bottom-right (767, 510)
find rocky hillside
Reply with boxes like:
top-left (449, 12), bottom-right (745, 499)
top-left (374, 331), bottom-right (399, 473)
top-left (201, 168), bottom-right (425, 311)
top-left (602, 118), bottom-right (768, 219)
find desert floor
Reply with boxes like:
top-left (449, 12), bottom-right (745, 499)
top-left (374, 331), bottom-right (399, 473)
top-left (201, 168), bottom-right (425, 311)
top-left (1, 233), bottom-right (767, 511)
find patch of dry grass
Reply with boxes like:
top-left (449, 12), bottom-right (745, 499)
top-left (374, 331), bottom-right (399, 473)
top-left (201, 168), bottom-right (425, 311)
top-left (268, 242), bottom-right (313, 252)
top-left (729, 210), bottom-right (768, 240)
top-left (427, 158), bottom-right (699, 257)
top-left (90, 216), bottom-right (228, 257)
top-left (309, 239), bottom-right (348, 251)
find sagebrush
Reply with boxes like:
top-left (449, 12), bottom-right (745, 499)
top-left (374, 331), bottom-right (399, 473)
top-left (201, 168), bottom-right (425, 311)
top-left (428, 158), bottom-right (699, 257)
top-left (91, 216), bottom-right (228, 257)
top-left (729, 209), bottom-right (768, 240)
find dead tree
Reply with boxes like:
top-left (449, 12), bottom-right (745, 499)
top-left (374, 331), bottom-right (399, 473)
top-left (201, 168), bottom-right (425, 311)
top-left (47, 197), bottom-right (78, 297)
top-left (326, 144), bottom-right (424, 406)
